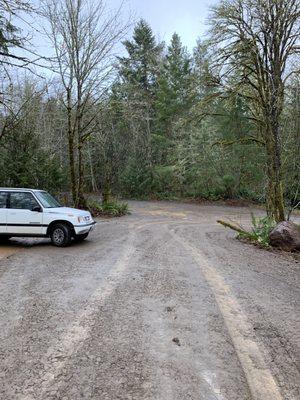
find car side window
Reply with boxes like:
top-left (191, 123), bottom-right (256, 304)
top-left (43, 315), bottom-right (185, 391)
top-left (10, 192), bottom-right (39, 210)
top-left (0, 192), bottom-right (7, 208)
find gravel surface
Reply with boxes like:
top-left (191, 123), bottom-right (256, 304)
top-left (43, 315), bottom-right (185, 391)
top-left (0, 200), bottom-right (299, 400)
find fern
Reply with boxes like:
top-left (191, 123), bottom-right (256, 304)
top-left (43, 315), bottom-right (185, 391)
top-left (238, 214), bottom-right (276, 247)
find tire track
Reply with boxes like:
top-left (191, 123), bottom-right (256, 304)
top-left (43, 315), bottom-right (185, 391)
top-left (19, 222), bottom-right (140, 400)
top-left (168, 226), bottom-right (283, 400)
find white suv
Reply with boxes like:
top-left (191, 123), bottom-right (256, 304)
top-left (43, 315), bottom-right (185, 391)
top-left (0, 188), bottom-right (96, 247)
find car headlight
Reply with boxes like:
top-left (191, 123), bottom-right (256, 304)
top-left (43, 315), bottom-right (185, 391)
top-left (77, 216), bottom-right (86, 223)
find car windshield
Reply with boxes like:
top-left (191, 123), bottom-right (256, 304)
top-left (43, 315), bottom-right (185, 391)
top-left (35, 191), bottom-right (62, 208)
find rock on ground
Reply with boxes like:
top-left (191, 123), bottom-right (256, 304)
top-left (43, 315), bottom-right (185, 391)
top-left (269, 221), bottom-right (300, 251)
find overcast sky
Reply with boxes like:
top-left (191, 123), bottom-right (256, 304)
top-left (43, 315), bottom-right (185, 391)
top-left (115, 0), bottom-right (217, 50)
top-left (17, 0), bottom-right (218, 72)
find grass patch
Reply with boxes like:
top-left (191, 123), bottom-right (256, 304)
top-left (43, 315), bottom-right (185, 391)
top-left (88, 199), bottom-right (130, 217)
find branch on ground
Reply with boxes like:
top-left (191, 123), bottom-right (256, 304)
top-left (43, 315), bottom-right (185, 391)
top-left (217, 219), bottom-right (248, 235)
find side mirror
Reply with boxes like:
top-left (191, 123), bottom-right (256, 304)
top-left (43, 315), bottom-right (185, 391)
top-left (32, 206), bottom-right (42, 212)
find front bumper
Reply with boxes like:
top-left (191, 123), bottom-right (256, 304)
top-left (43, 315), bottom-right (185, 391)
top-left (74, 221), bottom-right (97, 235)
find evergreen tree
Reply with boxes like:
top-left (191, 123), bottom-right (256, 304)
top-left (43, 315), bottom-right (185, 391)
top-left (155, 33), bottom-right (193, 137)
top-left (152, 33), bottom-right (193, 167)
top-left (116, 20), bottom-right (164, 194)
top-left (118, 19), bottom-right (163, 92)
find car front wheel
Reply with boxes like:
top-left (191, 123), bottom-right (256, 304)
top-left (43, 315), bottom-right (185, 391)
top-left (50, 223), bottom-right (72, 247)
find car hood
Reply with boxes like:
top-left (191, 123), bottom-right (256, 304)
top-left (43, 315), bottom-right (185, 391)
top-left (44, 207), bottom-right (91, 217)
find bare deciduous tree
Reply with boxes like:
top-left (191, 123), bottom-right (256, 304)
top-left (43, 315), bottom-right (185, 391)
top-left (0, 0), bottom-right (46, 69)
top-left (0, 76), bottom-right (47, 145)
top-left (43, 0), bottom-right (129, 207)
top-left (209, 0), bottom-right (300, 222)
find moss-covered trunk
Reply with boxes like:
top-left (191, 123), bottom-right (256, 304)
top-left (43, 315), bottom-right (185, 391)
top-left (74, 83), bottom-right (87, 210)
top-left (102, 180), bottom-right (112, 205)
top-left (67, 88), bottom-right (77, 205)
top-left (102, 162), bottom-right (113, 205)
top-left (76, 141), bottom-right (87, 209)
top-left (264, 101), bottom-right (285, 223)
top-left (265, 142), bottom-right (285, 223)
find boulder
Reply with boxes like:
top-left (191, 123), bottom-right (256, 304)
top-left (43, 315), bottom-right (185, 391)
top-left (269, 221), bottom-right (300, 251)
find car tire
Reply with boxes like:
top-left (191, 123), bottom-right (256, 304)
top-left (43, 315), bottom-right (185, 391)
top-left (73, 232), bottom-right (89, 243)
top-left (50, 223), bottom-right (72, 247)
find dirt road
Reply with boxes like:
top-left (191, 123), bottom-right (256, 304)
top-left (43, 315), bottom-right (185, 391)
top-left (0, 201), bottom-right (299, 400)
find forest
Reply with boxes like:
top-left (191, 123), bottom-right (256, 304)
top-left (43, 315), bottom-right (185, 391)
top-left (0, 0), bottom-right (299, 222)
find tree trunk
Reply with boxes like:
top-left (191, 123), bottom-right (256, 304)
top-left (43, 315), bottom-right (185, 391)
top-left (75, 82), bottom-right (86, 209)
top-left (88, 142), bottom-right (98, 192)
top-left (102, 179), bottom-right (112, 205)
top-left (102, 162), bottom-right (112, 205)
top-left (67, 88), bottom-right (77, 205)
top-left (264, 80), bottom-right (286, 223)
top-left (265, 123), bottom-right (285, 223)
top-left (76, 141), bottom-right (87, 209)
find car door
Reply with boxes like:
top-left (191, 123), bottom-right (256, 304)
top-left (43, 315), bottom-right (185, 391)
top-left (6, 192), bottom-right (44, 235)
top-left (0, 191), bottom-right (8, 234)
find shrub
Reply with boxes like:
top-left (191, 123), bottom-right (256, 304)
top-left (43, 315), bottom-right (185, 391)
top-left (222, 174), bottom-right (237, 199)
top-left (87, 199), bottom-right (130, 217)
top-left (238, 214), bottom-right (276, 248)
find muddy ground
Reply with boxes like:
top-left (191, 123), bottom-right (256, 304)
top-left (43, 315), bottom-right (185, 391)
top-left (0, 201), bottom-right (299, 400)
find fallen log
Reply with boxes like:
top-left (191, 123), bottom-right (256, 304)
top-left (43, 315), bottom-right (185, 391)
top-left (217, 220), bottom-right (248, 235)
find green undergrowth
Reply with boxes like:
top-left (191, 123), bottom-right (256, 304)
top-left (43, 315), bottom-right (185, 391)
top-left (87, 199), bottom-right (130, 217)
top-left (238, 214), bottom-right (276, 248)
